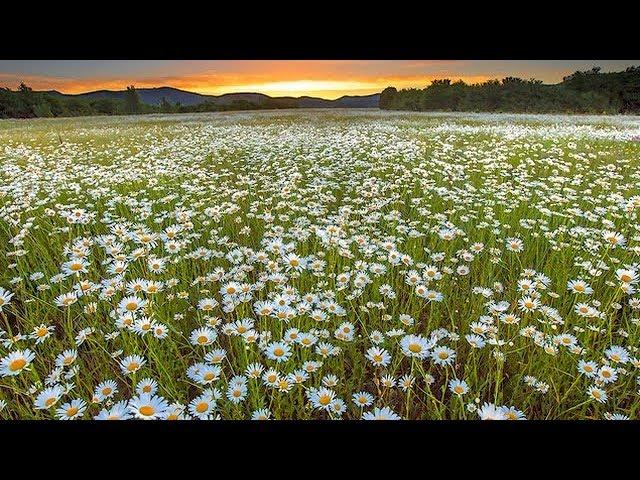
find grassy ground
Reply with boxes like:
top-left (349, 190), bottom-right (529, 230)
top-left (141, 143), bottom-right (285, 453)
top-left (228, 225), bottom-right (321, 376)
top-left (0, 110), bottom-right (639, 420)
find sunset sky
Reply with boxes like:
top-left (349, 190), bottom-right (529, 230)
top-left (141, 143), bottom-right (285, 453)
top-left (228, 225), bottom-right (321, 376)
top-left (1, 60), bottom-right (638, 99)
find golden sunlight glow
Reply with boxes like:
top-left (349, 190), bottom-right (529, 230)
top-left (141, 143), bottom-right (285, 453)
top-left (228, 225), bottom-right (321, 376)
top-left (0, 64), bottom-right (494, 100)
top-left (9, 59), bottom-right (634, 99)
top-left (202, 80), bottom-right (381, 99)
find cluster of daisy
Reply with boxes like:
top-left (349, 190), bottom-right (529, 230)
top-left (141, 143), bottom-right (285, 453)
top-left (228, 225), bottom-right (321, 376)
top-left (0, 110), bottom-right (639, 419)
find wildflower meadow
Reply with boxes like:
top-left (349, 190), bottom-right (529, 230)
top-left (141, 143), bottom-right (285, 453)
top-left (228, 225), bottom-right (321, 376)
top-left (1, 110), bottom-right (640, 420)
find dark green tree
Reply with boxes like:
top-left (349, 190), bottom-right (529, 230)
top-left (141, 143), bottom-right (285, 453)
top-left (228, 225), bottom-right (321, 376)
top-left (160, 96), bottom-right (173, 113)
top-left (18, 82), bottom-right (33, 95)
top-left (124, 85), bottom-right (142, 114)
top-left (379, 66), bottom-right (640, 114)
top-left (379, 87), bottom-right (398, 109)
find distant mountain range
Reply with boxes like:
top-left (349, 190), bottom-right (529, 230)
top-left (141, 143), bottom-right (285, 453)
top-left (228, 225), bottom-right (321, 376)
top-left (44, 86), bottom-right (380, 108)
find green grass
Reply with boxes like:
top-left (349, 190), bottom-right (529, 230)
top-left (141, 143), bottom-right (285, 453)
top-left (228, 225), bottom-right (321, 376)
top-left (0, 110), bottom-right (639, 420)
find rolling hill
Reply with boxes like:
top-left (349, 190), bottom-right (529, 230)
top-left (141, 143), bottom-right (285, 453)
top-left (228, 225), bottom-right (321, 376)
top-left (44, 87), bottom-right (380, 108)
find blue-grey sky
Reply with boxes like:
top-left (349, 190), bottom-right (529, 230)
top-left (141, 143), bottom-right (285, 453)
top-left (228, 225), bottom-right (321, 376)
top-left (0, 60), bottom-right (637, 99)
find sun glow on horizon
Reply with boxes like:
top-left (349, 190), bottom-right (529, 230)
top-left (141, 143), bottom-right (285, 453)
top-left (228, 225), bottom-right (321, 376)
top-left (14, 75), bottom-right (493, 100)
top-left (1, 60), bottom-right (638, 99)
top-left (198, 80), bottom-right (383, 99)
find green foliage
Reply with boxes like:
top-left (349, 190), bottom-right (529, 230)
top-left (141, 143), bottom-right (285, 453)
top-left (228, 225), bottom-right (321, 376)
top-left (0, 84), bottom-right (306, 119)
top-left (0, 85), bottom-right (126, 119)
top-left (90, 98), bottom-right (122, 115)
top-left (124, 85), bottom-right (142, 114)
top-left (32, 102), bottom-right (53, 118)
top-left (379, 87), bottom-right (398, 109)
top-left (380, 66), bottom-right (640, 114)
top-left (159, 96), bottom-right (174, 113)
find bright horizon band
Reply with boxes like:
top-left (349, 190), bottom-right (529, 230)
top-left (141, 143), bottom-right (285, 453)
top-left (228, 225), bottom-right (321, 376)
top-left (1, 60), bottom-right (638, 100)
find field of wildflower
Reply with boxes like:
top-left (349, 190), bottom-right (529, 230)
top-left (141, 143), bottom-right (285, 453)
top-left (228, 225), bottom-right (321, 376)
top-left (1, 109), bottom-right (640, 420)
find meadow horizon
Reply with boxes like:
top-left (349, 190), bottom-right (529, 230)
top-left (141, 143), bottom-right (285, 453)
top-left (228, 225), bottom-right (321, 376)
top-left (1, 59), bottom-right (640, 422)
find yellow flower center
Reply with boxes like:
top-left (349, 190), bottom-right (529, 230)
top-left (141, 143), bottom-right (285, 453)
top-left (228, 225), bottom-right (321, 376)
top-left (9, 358), bottom-right (27, 371)
top-left (139, 405), bottom-right (155, 416)
top-left (196, 402), bottom-right (209, 413)
top-left (409, 344), bottom-right (422, 353)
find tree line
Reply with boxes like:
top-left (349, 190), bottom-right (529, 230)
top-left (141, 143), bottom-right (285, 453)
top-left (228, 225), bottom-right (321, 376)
top-left (3, 66), bottom-right (639, 118)
top-left (379, 66), bottom-right (640, 114)
top-left (0, 84), bottom-right (299, 119)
